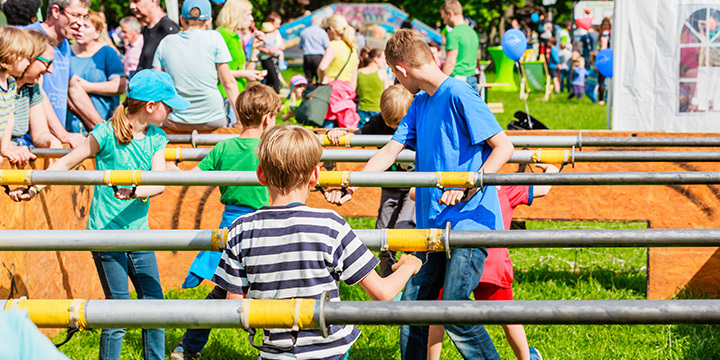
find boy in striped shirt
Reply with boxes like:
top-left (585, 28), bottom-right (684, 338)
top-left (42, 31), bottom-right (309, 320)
top-left (213, 125), bottom-right (422, 360)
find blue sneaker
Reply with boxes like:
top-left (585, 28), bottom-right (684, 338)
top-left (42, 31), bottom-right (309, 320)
top-left (529, 347), bottom-right (543, 360)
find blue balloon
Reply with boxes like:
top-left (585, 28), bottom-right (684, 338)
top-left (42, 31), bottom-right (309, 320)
top-left (501, 29), bottom-right (527, 61)
top-left (531, 13), bottom-right (539, 23)
top-left (596, 49), bottom-right (614, 78)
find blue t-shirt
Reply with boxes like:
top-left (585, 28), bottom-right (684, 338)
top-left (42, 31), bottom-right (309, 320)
top-left (68, 46), bottom-right (126, 125)
top-left (391, 77), bottom-right (504, 231)
top-left (572, 67), bottom-right (589, 86)
top-left (24, 22), bottom-right (75, 131)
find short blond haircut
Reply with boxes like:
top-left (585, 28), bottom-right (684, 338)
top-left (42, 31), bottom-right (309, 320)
top-left (440, 0), bottom-right (463, 16)
top-left (384, 29), bottom-right (435, 68)
top-left (380, 85), bottom-right (413, 127)
top-left (257, 125), bottom-right (323, 195)
top-left (0, 27), bottom-right (34, 71)
top-left (216, 0), bottom-right (253, 32)
top-left (235, 83), bottom-right (282, 128)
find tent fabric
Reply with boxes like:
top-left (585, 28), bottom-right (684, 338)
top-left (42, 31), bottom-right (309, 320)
top-left (612, 0), bottom-right (720, 132)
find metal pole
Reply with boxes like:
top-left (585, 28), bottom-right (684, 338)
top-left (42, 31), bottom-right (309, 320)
top-left (162, 134), bottom-right (720, 148)
top-left (33, 148), bottom-right (720, 164)
top-left (5, 170), bottom-right (720, 187)
top-left (5, 299), bottom-right (720, 328)
top-left (4, 228), bottom-right (720, 252)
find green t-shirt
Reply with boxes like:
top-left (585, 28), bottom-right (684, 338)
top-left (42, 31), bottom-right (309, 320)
top-left (445, 23), bottom-right (479, 77)
top-left (357, 71), bottom-right (383, 112)
top-left (196, 137), bottom-right (269, 209)
top-left (87, 122), bottom-right (168, 230)
top-left (217, 27), bottom-right (247, 97)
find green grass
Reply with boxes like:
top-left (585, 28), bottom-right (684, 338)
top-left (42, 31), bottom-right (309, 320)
top-left (54, 219), bottom-right (720, 359)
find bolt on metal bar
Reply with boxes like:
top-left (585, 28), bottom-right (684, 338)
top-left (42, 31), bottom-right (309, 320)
top-left (4, 170), bottom-right (720, 187)
top-left (163, 133), bottom-right (720, 148)
top-left (4, 299), bottom-right (720, 329)
top-left (3, 228), bottom-right (720, 252)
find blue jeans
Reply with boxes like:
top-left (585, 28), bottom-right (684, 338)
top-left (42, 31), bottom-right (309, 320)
top-left (180, 205), bottom-right (255, 354)
top-left (92, 251), bottom-right (164, 360)
top-left (399, 249), bottom-right (500, 360)
top-left (560, 69), bottom-right (571, 93)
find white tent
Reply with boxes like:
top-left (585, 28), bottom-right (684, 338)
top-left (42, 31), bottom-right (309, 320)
top-left (612, 0), bottom-right (720, 132)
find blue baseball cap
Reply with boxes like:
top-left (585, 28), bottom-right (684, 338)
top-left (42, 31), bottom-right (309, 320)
top-left (182, 0), bottom-right (212, 21)
top-left (127, 69), bottom-right (190, 111)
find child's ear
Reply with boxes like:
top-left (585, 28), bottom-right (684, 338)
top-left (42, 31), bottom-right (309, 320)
top-left (309, 165), bottom-right (320, 187)
top-left (262, 113), bottom-right (276, 129)
top-left (394, 64), bottom-right (408, 78)
top-left (145, 101), bottom-right (156, 113)
top-left (256, 165), bottom-right (268, 186)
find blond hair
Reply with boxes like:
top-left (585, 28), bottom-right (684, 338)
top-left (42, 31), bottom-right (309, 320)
top-left (440, 0), bottom-right (463, 16)
top-left (235, 83), bottom-right (283, 129)
top-left (216, 0), bottom-right (253, 32)
top-left (87, 10), bottom-right (106, 36)
top-left (384, 29), bottom-right (435, 68)
top-left (257, 125), bottom-right (322, 195)
top-left (0, 27), bottom-right (34, 71)
top-left (27, 30), bottom-right (58, 59)
top-left (108, 98), bottom-right (147, 144)
top-left (380, 85), bottom-right (413, 127)
top-left (327, 14), bottom-right (355, 49)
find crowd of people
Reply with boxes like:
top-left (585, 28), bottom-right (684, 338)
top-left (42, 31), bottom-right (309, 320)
top-left (517, 15), bottom-right (612, 104)
top-left (0, 0), bottom-right (588, 359)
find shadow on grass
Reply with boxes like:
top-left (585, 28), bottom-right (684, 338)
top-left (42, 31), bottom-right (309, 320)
top-left (515, 267), bottom-right (647, 295)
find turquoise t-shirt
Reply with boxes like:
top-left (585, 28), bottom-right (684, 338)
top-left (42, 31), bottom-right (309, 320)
top-left (68, 46), bottom-right (126, 123)
top-left (445, 23), bottom-right (479, 77)
top-left (391, 77), bottom-right (503, 231)
top-left (87, 122), bottom-right (168, 230)
top-left (196, 137), bottom-right (269, 209)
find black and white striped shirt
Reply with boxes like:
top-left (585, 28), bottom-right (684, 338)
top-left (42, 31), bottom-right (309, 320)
top-left (213, 204), bottom-right (380, 360)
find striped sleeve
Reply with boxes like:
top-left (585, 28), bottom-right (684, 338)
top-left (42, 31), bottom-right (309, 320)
top-left (212, 224), bottom-right (248, 294)
top-left (334, 221), bottom-right (380, 286)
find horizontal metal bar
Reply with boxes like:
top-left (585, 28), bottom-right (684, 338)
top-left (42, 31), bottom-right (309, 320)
top-left (324, 299), bottom-right (720, 325)
top-left (5, 170), bottom-right (720, 187)
top-left (3, 229), bottom-right (720, 252)
top-left (4, 299), bottom-right (720, 328)
top-left (32, 147), bottom-right (720, 164)
top-left (164, 133), bottom-right (720, 148)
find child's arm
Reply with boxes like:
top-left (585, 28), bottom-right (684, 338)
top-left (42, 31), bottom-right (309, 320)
top-left (440, 131), bottom-right (514, 206)
top-left (325, 139), bottom-right (405, 205)
top-left (0, 114), bottom-right (36, 167)
top-left (532, 163), bottom-right (559, 197)
top-left (115, 148), bottom-right (166, 200)
top-left (359, 254), bottom-right (422, 301)
top-left (226, 292), bottom-right (245, 300)
top-left (326, 128), bottom-right (349, 145)
top-left (8, 135), bottom-right (100, 201)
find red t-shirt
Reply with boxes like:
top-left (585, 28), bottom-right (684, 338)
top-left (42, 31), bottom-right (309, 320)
top-left (478, 186), bottom-right (533, 287)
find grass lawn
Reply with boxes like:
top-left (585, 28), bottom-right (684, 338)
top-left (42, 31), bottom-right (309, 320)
top-left (52, 67), bottom-right (719, 358)
top-left (54, 221), bottom-right (720, 360)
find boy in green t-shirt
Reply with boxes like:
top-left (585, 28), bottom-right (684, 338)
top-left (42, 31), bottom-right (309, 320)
top-left (172, 83), bottom-right (282, 360)
top-left (441, 0), bottom-right (479, 91)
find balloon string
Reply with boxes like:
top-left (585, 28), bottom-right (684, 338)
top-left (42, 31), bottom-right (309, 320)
top-left (515, 61), bottom-right (533, 129)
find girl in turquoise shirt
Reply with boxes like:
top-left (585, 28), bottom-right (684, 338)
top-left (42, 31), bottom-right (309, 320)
top-left (10, 69), bottom-right (189, 360)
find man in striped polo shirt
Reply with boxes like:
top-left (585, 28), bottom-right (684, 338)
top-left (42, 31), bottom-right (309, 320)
top-left (213, 125), bottom-right (422, 360)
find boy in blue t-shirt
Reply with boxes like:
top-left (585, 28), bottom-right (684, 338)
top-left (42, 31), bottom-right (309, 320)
top-left (325, 29), bottom-right (514, 360)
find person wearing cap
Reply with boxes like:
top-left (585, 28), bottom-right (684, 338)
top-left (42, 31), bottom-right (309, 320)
top-left (9, 68), bottom-right (190, 360)
top-left (280, 74), bottom-right (308, 123)
top-left (152, 0), bottom-right (239, 132)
